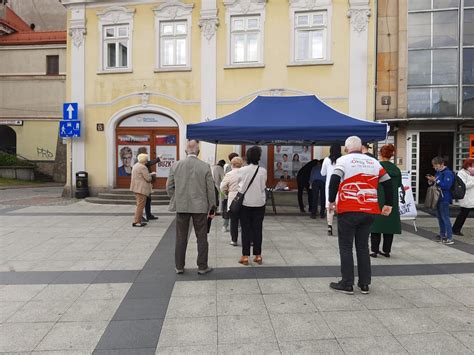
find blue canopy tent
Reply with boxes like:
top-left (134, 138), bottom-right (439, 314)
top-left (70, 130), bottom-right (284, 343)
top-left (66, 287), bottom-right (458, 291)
top-left (187, 95), bottom-right (388, 145)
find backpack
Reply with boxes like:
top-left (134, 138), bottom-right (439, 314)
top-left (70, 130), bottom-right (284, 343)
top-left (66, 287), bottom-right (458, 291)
top-left (451, 174), bottom-right (466, 200)
top-left (424, 185), bottom-right (441, 210)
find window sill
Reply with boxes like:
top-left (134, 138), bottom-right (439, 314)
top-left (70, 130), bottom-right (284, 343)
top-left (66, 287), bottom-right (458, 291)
top-left (96, 69), bottom-right (133, 75)
top-left (154, 67), bottom-right (192, 73)
top-left (287, 60), bottom-right (334, 67)
top-left (224, 63), bottom-right (265, 69)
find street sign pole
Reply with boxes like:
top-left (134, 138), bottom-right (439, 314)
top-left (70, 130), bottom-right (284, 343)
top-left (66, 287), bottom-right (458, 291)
top-left (70, 138), bottom-right (73, 198)
top-left (60, 102), bottom-right (80, 199)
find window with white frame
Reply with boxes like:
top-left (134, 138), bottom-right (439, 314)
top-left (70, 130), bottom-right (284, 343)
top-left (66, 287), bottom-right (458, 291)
top-left (230, 16), bottom-right (261, 64)
top-left (294, 11), bottom-right (327, 61)
top-left (103, 25), bottom-right (130, 69)
top-left (160, 20), bottom-right (188, 67)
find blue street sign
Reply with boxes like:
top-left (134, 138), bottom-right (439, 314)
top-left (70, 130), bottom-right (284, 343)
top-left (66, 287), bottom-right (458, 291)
top-left (59, 120), bottom-right (80, 138)
top-left (63, 102), bottom-right (78, 120)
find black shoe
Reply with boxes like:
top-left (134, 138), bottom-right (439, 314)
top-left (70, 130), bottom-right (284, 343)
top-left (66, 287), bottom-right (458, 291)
top-left (300, 208), bottom-right (306, 213)
top-left (380, 252), bottom-right (390, 258)
top-left (357, 283), bottom-right (370, 294)
top-left (132, 222), bottom-right (147, 227)
top-left (453, 231), bottom-right (464, 236)
top-left (141, 217), bottom-right (148, 223)
top-left (327, 225), bottom-right (333, 236)
top-left (370, 252), bottom-right (378, 258)
top-left (329, 281), bottom-right (354, 295)
top-left (435, 235), bottom-right (442, 243)
top-left (147, 215), bottom-right (158, 220)
top-left (310, 214), bottom-right (316, 219)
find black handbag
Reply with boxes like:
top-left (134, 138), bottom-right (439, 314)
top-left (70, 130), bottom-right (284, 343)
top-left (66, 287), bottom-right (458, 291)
top-left (229, 166), bottom-right (259, 216)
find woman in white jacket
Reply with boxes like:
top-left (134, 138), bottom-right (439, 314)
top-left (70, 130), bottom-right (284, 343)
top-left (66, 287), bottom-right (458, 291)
top-left (220, 157), bottom-right (244, 246)
top-left (452, 159), bottom-right (474, 236)
top-left (320, 144), bottom-right (341, 236)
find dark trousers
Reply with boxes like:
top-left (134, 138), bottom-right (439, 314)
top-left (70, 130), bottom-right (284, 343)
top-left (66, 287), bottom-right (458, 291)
top-left (310, 181), bottom-right (326, 217)
top-left (175, 213), bottom-right (209, 270)
top-left (145, 194), bottom-right (152, 218)
top-left (370, 233), bottom-right (394, 254)
top-left (337, 212), bottom-right (375, 286)
top-left (230, 214), bottom-right (240, 243)
top-left (240, 205), bottom-right (265, 256)
top-left (453, 207), bottom-right (473, 233)
top-left (297, 182), bottom-right (313, 212)
top-left (436, 201), bottom-right (453, 239)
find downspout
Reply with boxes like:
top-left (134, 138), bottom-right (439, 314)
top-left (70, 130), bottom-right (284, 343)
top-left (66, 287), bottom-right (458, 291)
top-left (374, 0), bottom-right (379, 124)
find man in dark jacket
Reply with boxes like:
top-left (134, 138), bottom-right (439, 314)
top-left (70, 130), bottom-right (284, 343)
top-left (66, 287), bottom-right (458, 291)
top-left (297, 159), bottom-right (319, 213)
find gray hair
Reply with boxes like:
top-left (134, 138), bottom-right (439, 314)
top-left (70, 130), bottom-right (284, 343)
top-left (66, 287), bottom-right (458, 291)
top-left (186, 140), bottom-right (200, 156)
top-left (137, 153), bottom-right (148, 164)
top-left (345, 136), bottom-right (362, 153)
top-left (432, 156), bottom-right (444, 165)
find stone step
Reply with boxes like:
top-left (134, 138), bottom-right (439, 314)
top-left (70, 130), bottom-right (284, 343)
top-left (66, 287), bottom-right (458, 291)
top-left (98, 193), bottom-right (170, 201)
top-left (107, 189), bottom-right (168, 196)
top-left (85, 197), bottom-right (170, 206)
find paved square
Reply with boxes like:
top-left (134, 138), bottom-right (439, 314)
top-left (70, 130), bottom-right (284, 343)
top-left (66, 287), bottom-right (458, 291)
top-left (0, 198), bottom-right (473, 353)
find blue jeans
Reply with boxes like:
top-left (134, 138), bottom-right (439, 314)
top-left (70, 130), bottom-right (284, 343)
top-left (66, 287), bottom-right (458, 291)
top-left (436, 201), bottom-right (453, 240)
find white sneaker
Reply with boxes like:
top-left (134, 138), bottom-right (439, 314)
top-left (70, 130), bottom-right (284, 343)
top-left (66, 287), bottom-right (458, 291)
top-left (230, 241), bottom-right (237, 246)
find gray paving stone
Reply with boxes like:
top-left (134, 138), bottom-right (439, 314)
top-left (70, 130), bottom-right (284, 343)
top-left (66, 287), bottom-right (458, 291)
top-left (0, 301), bottom-right (25, 322)
top-left (270, 313), bottom-right (334, 342)
top-left (79, 283), bottom-right (131, 300)
top-left (95, 320), bottom-right (163, 350)
top-left (7, 299), bottom-right (74, 323)
top-left (354, 289), bottom-right (416, 310)
top-left (171, 280), bottom-right (216, 297)
top-left (93, 348), bottom-right (156, 355)
top-left (60, 299), bottom-right (122, 322)
top-left (217, 293), bottom-right (266, 316)
top-left (377, 276), bottom-right (430, 290)
top-left (451, 331), bottom-right (474, 351)
top-left (217, 314), bottom-right (276, 345)
top-left (257, 278), bottom-right (305, 294)
top-left (394, 287), bottom-right (461, 308)
top-left (32, 284), bottom-right (89, 301)
top-left (216, 279), bottom-right (261, 295)
top-left (218, 342), bottom-right (280, 354)
top-left (321, 310), bottom-right (390, 338)
top-left (32, 351), bottom-right (90, 355)
top-left (113, 297), bottom-right (169, 321)
top-left (0, 322), bottom-right (54, 352)
top-left (371, 309), bottom-right (441, 335)
top-left (308, 292), bottom-right (366, 312)
top-left (127, 283), bottom-right (171, 299)
top-left (437, 287), bottom-right (474, 307)
top-left (263, 293), bottom-right (317, 314)
top-left (155, 344), bottom-right (218, 354)
top-left (0, 284), bottom-right (46, 301)
top-left (338, 336), bottom-right (408, 354)
top-left (427, 308), bottom-right (474, 331)
top-left (298, 277), bottom-right (333, 293)
top-left (158, 317), bottom-right (217, 347)
top-left (166, 295), bottom-right (217, 318)
top-left (396, 332), bottom-right (472, 354)
top-left (36, 321), bottom-right (108, 351)
top-left (279, 339), bottom-right (343, 354)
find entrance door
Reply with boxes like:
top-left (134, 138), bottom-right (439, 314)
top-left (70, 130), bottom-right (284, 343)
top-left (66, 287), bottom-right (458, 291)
top-left (418, 132), bottom-right (454, 203)
top-left (115, 113), bottom-right (179, 189)
top-left (0, 126), bottom-right (16, 154)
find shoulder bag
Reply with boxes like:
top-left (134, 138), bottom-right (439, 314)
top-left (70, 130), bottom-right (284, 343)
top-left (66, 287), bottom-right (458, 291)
top-left (229, 166), bottom-right (259, 216)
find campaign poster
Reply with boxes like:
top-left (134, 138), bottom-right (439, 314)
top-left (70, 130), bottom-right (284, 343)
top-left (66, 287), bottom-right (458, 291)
top-left (399, 171), bottom-right (417, 219)
top-left (117, 145), bottom-right (150, 177)
top-left (156, 145), bottom-right (176, 178)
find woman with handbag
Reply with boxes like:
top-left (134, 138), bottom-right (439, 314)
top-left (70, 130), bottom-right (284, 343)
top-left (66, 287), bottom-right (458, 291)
top-left (235, 146), bottom-right (267, 265)
top-left (452, 159), bottom-right (474, 236)
top-left (220, 156), bottom-right (244, 246)
top-left (130, 153), bottom-right (155, 227)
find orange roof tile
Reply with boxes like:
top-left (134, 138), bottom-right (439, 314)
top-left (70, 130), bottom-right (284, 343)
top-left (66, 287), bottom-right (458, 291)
top-left (0, 30), bottom-right (66, 45)
top-left (1, 6), bottom-right (32, 33)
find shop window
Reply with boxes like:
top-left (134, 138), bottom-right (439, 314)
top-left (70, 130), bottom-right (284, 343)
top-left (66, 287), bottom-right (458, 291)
top-left (46, 55), bottom-right (59, 75)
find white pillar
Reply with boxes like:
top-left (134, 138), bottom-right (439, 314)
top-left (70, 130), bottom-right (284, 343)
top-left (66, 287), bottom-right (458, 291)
top-left (68, 6), bottom-right (86, 183)
top-left (199, 0), bottom-right (219, 165)
top-left (347, 0), bottom-right (371, 119)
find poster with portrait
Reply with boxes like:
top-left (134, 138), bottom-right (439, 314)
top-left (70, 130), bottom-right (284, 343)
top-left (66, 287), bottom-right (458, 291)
top-left (117, 145), bottom-right (150, 177)
top-left (156, 145), bottom-right (177, 178)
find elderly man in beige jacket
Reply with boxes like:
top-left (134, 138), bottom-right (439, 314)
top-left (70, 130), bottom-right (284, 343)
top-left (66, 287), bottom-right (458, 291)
top-left (166, 140), bottom-right (216, 275)
top-left (130, 153), bottom-right (155, 227)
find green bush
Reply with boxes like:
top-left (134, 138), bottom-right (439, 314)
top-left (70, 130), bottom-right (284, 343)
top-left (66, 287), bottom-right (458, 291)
top-left (0, 152), bottom-right (33, 167)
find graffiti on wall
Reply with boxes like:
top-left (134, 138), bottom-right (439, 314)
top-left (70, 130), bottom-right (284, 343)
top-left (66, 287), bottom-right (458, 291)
top-left (36, 147), bottom-right (54, 160)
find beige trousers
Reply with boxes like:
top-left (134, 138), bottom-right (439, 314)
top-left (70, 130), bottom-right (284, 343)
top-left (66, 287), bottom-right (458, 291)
top-left (134, 193), bottom-right (147, 224)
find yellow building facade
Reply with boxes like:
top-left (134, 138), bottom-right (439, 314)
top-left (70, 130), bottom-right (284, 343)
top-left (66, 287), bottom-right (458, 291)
top-left (62, 0), bottom-right (376, 194)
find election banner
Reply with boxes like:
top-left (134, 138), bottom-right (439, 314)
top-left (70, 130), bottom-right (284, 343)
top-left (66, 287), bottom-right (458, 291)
top-left (400, 171), bottom-right (417, 220)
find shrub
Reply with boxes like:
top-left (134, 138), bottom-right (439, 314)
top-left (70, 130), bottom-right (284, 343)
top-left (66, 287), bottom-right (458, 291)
top-left (0, 152), bottom-right (33, 167)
